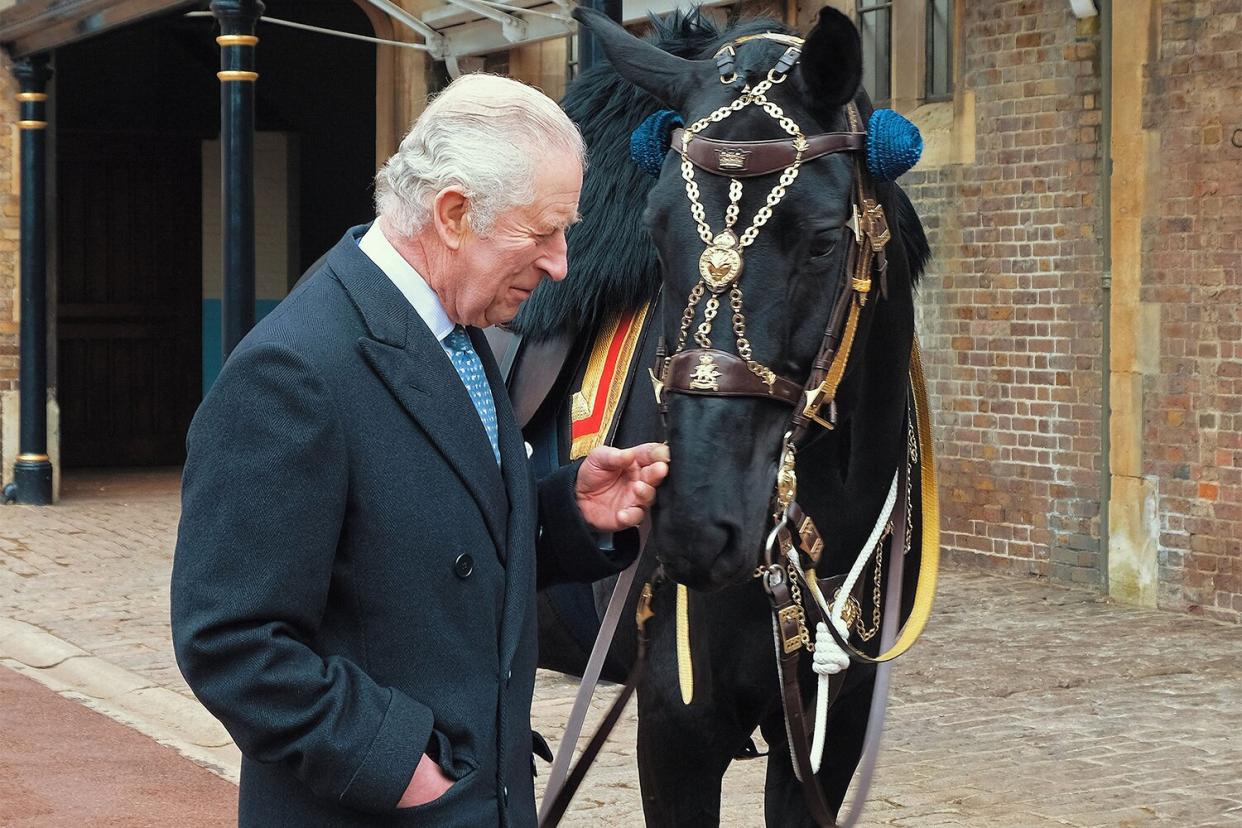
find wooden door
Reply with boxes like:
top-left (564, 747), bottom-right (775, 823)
top-left (57, 131), bottom-right (202, 467)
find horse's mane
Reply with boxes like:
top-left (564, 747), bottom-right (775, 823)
top-left (892, 185), bottom-right (930, 286)
top-left (510, 9), bottom-right (732, 340)
top-left (510, 11), bottom-right (928, 340)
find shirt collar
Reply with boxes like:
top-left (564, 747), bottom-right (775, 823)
top-left (358, 221), bottom-right (455, 343)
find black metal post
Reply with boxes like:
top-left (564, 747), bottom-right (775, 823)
top-left (578, 0), bottom-right (622, 72)
top-left (6, 56), bottom-right (53, 506)
top-left (211, 0), bottom-right (263, 359)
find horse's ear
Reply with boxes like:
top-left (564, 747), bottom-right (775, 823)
top-left (573, 6), bottom-right (711, 110)
top-left (796, 7), bottom-right (863, 111)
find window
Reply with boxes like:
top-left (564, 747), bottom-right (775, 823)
top-left (856, 0), bottom-right (893, 106)
top-left (924, 0), bottom-right (952, 101)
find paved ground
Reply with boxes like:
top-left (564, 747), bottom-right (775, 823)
top-left (1, 468), bottom-right (1240, 826)
top-left (0, 665), bottom-right (237, 827)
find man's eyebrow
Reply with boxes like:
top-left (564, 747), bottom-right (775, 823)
top-left (542, 212), bottom-right (581, 233)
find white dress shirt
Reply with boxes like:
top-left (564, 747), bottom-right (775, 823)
top-left (358, 222), bottom-right (456, 358)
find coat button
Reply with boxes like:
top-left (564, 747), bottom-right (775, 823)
top-left (502, 785), bottom-right (509, 807)
top-left (454, 553), bottom-right (474, 578)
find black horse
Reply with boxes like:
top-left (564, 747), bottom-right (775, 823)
top-left (505, 8), bottom-right (931, 826)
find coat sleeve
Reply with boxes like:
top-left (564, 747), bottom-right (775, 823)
top-left (170, 342), bottom-right (429, 814)
top-left (533, 459), bottom-right (639, 590)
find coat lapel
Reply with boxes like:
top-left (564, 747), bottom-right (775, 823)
top-left (329, 228), bottom-right (509, 551)
top-left (475, 326), bottom-right (536, 664)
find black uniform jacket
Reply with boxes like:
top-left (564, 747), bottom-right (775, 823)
top-left (171, 226), bottom-right (630, 826)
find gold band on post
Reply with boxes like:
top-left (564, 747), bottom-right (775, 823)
top-left (16, 453), bottom-right (50, 462)
top-left (17, 120), bottom-right (47, 129)
top-left (16, 92), bottom-right (47, 102)
top-left (216, 34), bottom-right (259, 46)
top-left (217, 70), bottom-right (259, 82)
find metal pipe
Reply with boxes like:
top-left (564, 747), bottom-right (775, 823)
top-left (1098, 0), bottom-right (1112, 593)
top-left (212, 0), bottom-right (262, 360)
top-left (7, 56), bottom-right (54, 506)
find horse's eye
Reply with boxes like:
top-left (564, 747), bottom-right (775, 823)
top-left (808, 230), bottom-right (840, 260)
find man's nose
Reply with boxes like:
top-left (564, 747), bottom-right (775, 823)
top-left (540, 230), bottom-right (569, 282)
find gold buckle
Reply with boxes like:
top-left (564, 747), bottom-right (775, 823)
top-left (802, 386), bottom-right (836, 430)
top-left (636, 582), bottom-right (656, 632)
top-left (798, 516), bottom-right (823, 564)
top-left (862, 199), bottom-right (891, 251)
top-left (777, 605), bottom-right (803, 653)
top-left (847, 203), bottom-right (864, 245)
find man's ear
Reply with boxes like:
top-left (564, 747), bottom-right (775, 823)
top-left (432, 187), bottom-right (470, 251)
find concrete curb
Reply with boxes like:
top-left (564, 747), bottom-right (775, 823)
top-left (0, 617), bottom-right (241, 783)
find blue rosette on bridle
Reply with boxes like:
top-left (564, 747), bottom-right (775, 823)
top-left (866, 108), bottom-right (922, 182)
top-left (628, 107), bottom-right (922, 181)
top-left (629, 109), bottom-right (683, 178)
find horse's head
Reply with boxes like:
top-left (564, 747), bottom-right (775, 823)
top-left (577, 7), bottom-right (888, 590)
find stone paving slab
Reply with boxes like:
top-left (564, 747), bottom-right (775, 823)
top-left (2, 469), bottom-right (1241, 825)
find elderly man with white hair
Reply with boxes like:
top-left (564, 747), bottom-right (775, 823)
top-left (171, 74), bottom-right (668, 827)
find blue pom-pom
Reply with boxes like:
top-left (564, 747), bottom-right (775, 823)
top-left (866, 109), bottom-right (923, 182)
top-left (630, 110), bottom-right (684, 178)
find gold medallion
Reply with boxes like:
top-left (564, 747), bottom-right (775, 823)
top-left (698, 231), bottom-right (743, 292)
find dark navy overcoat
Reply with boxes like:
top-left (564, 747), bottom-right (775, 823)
top-left (171, 226), bottom-right (628, 826)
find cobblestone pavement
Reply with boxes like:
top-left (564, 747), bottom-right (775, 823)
top-left (2, 469), bottom-right (1240, 826)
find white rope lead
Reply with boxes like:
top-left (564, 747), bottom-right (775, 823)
top-left (800, 468), bottom-right (900, 774)
top-left (833, 470), bottom-right (899, 622)
top-left (809, 617), bottom-right (850, 772)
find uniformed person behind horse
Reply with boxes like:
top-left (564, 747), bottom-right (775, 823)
top-left (171, 73), bottom-right (669, 827)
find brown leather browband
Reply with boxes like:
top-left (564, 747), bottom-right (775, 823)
top-left (670, 127), bottom-right (866, 178)
top-left (665, 348), bottom-right (805, 407)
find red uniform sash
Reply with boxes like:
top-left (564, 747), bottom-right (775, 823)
top-left (569, 302), bottom-right (652, 459)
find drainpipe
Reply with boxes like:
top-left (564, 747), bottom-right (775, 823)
top-left (1098, 0), bottom-right (1112, 593)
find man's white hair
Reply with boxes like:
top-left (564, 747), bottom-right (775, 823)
top-left (374, 73), bottom-right (586, 238)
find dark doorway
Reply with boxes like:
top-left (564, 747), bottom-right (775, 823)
top-left (54, 14), bottom-right (216, 468)
top-left (53, 3), bottom-right (377, 467)
top-left (257, 0), bottom-right (378, 277)
top-left (57, 131), bottom-right (204, 467)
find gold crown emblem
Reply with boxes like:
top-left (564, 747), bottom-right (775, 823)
top-left (717, 148), bottom-right (750, 170)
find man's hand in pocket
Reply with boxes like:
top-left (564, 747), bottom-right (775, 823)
top-left (397, 753), bottom-right (453, 808)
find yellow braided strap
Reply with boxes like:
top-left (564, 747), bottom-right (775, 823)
top-left (676, 585), bottom-right (694, 704)
top-left (866, 337), bottom-right (940, 662)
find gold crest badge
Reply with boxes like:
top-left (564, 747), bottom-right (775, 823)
top-left (689, 352), bottom-right (723, 391)
top-left (717, 148), bottom-right (750, 171)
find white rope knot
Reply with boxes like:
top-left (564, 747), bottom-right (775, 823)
top-left (812, 619), bottom-right (850, 677)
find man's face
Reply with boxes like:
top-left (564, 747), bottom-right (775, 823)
top-left (453, 153), bottom-right (583, 327)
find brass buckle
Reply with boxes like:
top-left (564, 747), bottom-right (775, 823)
top-left (636, 582), bottom-right (655, 632)
top-left (777, 605), bottom-right (803, 653)
top-left (798, 516), bottom-right (823, 565)
top-left (862, 199), bottom-right (891, 251)
top-left (847, 203), bottom-right (864, 245)
top-left (802, 386), bottom-right (836, 430)
top-left (848, 200), bottom-right (892, 252)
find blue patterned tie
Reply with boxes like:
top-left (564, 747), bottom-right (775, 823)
top-left (444, 326), bottom-right (501, 466)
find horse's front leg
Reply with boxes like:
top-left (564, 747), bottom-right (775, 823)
top-left (635, 677), bottom-right (755, 827)
top-left (633, 595), bottom-right (765, 828)
top-left (758, 663), bottom-right (876, 828)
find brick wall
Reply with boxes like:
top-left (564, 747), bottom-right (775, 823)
top-left (906, 0), bottom-right (1107, 585)
top-left (1142, 0), bottom-right (1242, 621)
top-left (0, 56), bottom-right (19, 468)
